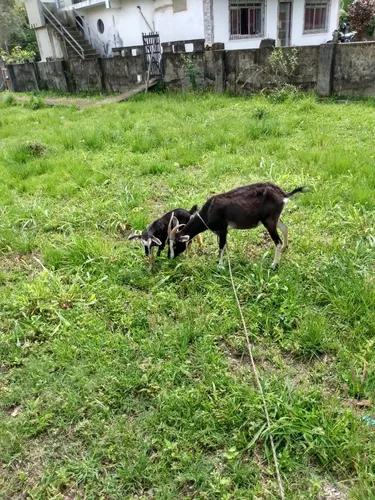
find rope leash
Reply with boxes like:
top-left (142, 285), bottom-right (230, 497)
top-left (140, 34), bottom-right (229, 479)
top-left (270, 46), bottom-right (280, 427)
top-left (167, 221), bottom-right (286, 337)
top-left (195, 211), bottom-right (285, 499)
top-left (226, 249), bottom-right (285, 500)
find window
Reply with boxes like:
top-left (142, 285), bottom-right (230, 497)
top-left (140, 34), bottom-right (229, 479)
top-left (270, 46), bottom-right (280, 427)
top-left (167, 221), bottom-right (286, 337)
top-left (173, 0), bottom-right (187, 13)
top-left (97, 19), bottom-right (104, 34)
top-left (229, 0), bottom-right (265, 38)
top-left (304, 0), bottom-right (329, 32)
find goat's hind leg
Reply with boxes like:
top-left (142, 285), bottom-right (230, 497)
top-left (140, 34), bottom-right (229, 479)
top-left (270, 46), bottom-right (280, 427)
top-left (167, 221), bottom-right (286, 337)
top-left (264, 219), bottom-right (283, 269)
top-left (217, 229), bottom-right (228, 269)
top-left (277, 220), bottom-right (288, 251)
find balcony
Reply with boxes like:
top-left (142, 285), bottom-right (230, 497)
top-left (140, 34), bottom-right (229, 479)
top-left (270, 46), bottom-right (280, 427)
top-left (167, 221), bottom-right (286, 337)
top-left (58, 0), bottom-right (107, 10)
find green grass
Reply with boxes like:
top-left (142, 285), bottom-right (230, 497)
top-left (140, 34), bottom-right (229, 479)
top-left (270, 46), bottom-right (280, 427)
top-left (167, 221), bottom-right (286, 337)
top-left (0, 91), bottom-right (374, 498)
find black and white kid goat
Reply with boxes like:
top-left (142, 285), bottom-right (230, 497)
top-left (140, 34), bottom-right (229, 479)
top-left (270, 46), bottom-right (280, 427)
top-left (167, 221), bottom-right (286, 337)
top-left (169, 183), bottom-right (307, 268)
top-left (128, 205), bottom-right (199, 258)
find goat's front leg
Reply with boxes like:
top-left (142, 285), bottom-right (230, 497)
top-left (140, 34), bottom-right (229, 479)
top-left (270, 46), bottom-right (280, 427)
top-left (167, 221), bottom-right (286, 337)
top-left (217, 229), bottom-right (228, 269)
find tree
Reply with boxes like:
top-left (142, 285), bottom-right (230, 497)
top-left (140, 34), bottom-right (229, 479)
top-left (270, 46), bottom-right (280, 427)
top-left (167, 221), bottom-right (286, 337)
top-left (0, 0), bottom-right (38, 59)
top-left (0, 0), bottom-right (23, 50)
top-left (348, 0), bottom-right (375, 39)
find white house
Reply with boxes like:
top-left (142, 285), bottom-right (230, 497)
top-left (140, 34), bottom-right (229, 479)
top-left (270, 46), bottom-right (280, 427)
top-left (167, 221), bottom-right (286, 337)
top-left (25, 0), bottom-right (340, 61)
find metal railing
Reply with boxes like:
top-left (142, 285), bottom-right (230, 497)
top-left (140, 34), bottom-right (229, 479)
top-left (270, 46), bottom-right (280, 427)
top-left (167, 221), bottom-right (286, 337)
top-left (42, 3), bottom-right (85, 59)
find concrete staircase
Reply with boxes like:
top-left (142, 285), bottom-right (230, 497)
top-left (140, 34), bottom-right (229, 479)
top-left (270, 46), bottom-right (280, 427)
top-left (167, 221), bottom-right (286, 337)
top-left (42, 3), bottom-right (99, 61)
top-left (62, 26), bottom-right (99, 60)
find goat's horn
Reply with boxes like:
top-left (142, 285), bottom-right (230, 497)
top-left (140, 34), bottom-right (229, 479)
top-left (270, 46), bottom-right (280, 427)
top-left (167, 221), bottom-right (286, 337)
top-left (167, 211), bottom-right (175, 237)
top-left (169, 223), bottom-right (186, 239)
top-left (128, 230), bottom-right (142, 240)
top-left (168, 213), bottom-right (180, 237)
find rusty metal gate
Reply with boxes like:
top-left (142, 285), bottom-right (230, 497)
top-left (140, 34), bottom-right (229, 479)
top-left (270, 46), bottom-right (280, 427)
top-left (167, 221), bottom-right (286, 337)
top-left (142, 32), bottom-right (162, 78)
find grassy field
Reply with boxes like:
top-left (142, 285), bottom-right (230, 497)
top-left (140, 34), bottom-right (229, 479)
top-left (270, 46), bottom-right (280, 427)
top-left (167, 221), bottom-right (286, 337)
top-left (0, 91), bottom-right (374, 499)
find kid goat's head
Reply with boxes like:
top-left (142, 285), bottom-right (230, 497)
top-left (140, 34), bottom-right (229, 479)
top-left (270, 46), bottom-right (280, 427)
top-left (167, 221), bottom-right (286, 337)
top-left (128, 229), bottom-right (162, 256)
top-left (168, 224), bottom-right (190, 258)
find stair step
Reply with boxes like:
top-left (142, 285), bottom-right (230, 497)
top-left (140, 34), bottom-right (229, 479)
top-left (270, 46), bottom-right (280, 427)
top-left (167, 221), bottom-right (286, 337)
top-left (45, 16), bottom-right (99, 59)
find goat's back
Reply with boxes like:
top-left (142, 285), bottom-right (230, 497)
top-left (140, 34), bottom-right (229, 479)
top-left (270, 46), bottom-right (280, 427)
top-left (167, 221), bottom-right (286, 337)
top-left (203, 183), bottom-right (286, 229)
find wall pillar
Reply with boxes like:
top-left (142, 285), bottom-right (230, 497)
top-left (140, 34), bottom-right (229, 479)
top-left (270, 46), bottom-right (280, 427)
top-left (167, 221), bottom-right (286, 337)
top-left (203, 0), bottom-right (214, 45)
top-left (317, 43), bottom-right (336, 97)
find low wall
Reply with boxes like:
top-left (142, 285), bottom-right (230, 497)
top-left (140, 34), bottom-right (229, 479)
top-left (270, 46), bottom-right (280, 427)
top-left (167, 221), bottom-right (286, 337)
top-left (4, 42), bottom-right (375, 97)
top-left (7, 63), bottom-right (39, 92)
top-left (101, 54), bottom-right (145, 92)
top-left (333, 42), bottom-right (375, 97)
top-left (67, 59), bottom-right (103, 92)
top-left (37, 60), bottom-right (69, 92)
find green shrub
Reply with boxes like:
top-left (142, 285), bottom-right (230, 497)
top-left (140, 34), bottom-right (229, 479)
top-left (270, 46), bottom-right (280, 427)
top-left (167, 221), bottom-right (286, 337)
top-left (26, 95), bottom-right (45, 110)
top-left (266, 84), bottom-right (301, 103)
top-left (1, 93), bottom-right (16, 107)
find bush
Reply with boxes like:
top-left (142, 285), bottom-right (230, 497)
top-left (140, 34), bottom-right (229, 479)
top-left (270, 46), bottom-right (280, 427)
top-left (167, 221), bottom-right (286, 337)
top-left (26, 95), bottom-right (45, 110)
top-left (267, 47), bottom-right (299, 86)
top-left (348, 0), bottom-right (375, 39)
top-left (0, 45), bottom-right (36, 64)
top-left (265, 84), bottom-right (301, 103)
top-left (1, 93), bottom-right (16, 107)
top-left (181, 54), bottom-right (198, 90)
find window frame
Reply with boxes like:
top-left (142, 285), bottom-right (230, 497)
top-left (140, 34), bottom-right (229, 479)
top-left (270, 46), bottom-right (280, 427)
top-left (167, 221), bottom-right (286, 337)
top-left (229, 0), bottom-right (266, 40)
top-left (303, 0), bottom-right (330, 34)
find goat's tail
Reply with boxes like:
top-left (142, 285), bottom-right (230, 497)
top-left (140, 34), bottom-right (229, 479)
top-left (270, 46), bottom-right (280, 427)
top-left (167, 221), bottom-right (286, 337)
top-left (285, 186), bottom-right (309, 198)
top-left (189, 204), bottom-right (199, 214)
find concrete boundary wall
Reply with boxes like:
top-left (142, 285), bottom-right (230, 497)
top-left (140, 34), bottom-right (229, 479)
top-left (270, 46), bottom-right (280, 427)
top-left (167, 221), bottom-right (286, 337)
top-left (4, 41), bottom-right (375, 97)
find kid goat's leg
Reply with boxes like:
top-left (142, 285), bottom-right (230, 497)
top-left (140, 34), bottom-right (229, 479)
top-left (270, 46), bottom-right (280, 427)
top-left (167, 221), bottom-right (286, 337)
top-left (264, 218), bottom-right (283, 269)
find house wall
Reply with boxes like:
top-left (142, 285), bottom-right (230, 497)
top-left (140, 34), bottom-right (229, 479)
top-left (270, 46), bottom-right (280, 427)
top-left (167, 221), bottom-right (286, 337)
top-left (30, 0), bottom-right (340, 60)
top-left (74, 0), bottom-right (204, 56)
top-left (290, 0), bottom-right (339, 46)
top-left (35, 27), bottom-right (65, 61)
top-left (213, 0), bottom-right (339, 50)
top-left (213, 0), bottom-right (278, 49)
top-left (154, 0), bottom-right (205, 43)
top-left (76, 1), bottom-right (154, 56)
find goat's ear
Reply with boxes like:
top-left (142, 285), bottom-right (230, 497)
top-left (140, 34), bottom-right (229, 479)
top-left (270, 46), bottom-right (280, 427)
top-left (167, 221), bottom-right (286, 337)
top-left (152, 236), bottom-right (162, 246)
top-left (179, 235), bottom-right (190, 243)
top-left (128, 232), bottom-right (141, 240)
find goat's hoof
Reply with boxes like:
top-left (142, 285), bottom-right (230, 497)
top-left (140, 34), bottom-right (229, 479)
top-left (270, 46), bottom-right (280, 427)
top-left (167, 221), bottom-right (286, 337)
top-left (217, 263), bottom-right (225, 271)
top-left (271, 262), bottom-right (279, 270)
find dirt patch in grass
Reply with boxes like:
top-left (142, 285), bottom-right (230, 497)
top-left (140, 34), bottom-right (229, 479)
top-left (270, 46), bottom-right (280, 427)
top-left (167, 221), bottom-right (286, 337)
top-left (1, 435), bottom-right (84, 498)
top-left (0, 252), bottom-right (44, 276)
top-left (319, 481), bottom-right (348, 499)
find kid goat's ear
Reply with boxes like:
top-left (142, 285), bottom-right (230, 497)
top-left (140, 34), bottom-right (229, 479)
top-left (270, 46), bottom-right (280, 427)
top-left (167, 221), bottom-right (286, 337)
top-left (151, 236), bottom-right (162, 246)
top-left (179, 235), bottom-right (190, 243)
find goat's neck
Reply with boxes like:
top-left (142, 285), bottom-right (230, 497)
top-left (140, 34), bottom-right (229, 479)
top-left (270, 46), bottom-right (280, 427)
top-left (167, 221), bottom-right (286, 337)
top-left (182, 214), bottom-right (207, 239)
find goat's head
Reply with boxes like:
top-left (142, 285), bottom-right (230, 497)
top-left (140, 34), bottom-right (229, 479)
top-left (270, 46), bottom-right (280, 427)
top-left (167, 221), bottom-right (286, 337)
top-left (128, 230), bottom-right (162, 256)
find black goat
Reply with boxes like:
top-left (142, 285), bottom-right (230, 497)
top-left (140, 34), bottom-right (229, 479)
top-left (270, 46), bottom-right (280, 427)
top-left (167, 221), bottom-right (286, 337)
top-left (128, 205), bottom-right (198, 258)
top-left (169, 183), bottom-right (308, 268)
